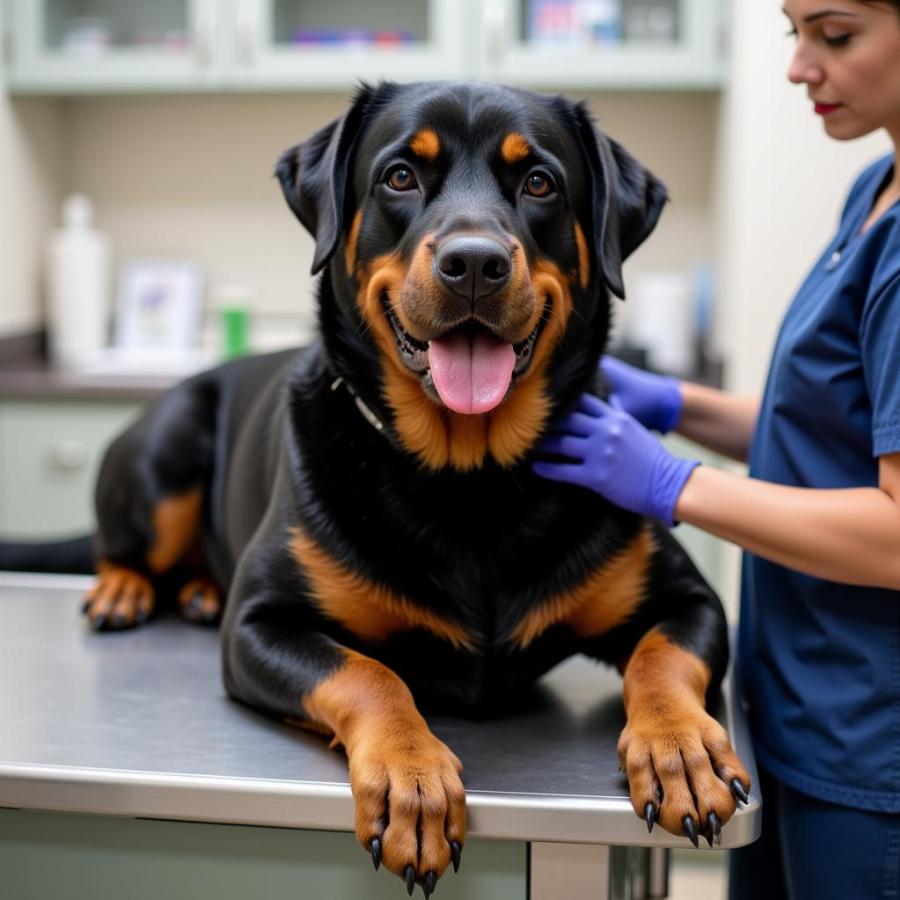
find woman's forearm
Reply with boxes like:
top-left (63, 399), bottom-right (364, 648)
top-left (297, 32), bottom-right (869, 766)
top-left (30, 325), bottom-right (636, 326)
top-left (675, 466), bottom-right (900, 590)
top-left (675, 383), bottom-right (759, 462)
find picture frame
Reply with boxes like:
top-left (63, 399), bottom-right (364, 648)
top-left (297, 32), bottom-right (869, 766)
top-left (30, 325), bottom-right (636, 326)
top-left (114, 259), bottom-right (204, 352)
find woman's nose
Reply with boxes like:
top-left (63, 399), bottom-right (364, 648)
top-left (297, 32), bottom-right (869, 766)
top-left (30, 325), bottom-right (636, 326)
top-left (787, 43), bottom-right (824, 85)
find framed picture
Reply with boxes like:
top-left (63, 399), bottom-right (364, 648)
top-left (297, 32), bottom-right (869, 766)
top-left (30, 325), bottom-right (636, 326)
top-left (114, 259), bottom-right (204, 352)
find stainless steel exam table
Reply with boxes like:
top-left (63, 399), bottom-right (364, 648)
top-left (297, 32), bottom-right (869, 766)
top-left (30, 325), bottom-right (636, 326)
top-left (0, 574), bottom-right (760, 899)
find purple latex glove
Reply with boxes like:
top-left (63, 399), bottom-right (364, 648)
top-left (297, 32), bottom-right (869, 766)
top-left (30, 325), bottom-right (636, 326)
top-left (533, 393), bottom-right (700, 526)
top-left (600, 356), bottom-right (683, 434)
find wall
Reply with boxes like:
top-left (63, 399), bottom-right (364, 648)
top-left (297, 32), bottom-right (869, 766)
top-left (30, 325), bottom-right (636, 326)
top-left (717, 1), bottom-right (891, 396)
top-left (0, 85), bottom-right (718, 347)
top-left (712, 1), bottom-right (892, 613)
top-left (0, 1), bottom-right (64, 338)
top-left (53, 90), bottom-right (717, 348)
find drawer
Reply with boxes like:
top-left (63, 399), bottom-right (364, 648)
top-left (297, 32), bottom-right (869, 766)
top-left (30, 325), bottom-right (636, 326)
top-left (0, 400), bottom-right (141, 539)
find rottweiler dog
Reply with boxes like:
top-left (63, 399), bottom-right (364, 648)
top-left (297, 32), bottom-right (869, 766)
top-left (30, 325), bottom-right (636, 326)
top-left (79, 81), bottom-right (750, 897)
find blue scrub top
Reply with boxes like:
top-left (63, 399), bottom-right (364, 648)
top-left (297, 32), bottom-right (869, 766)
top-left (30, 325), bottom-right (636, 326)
top-left (739, 154), bottom-right (900, 812)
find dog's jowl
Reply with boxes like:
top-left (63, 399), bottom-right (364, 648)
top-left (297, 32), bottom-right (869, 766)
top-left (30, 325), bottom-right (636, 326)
top-left (82, 81), bottom-right (750, 895)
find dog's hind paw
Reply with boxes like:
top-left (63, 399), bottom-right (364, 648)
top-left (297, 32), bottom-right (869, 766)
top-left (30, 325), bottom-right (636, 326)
top-left (177, 578), bottom-right (222, 625)
top-left (82, 562), bottom-right (155, 631)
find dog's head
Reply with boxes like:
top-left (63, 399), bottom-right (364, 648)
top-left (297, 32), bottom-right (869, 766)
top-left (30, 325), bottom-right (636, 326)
top-left (277, 81), bottom-right (666, 471)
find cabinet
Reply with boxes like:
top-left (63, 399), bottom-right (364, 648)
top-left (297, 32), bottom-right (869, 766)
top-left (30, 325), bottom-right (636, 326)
top-left (0, 399), bottom-right (140, 539)
top-left (3, 0), bottom-right (725, 93)
top-left (1, 811), bottom-right (526, 900)
top-left (478, 0), bottom-right (724, 89)
top-left (4, 0), bottom-right (467, 92)
top-left (5, 0), bottom-right (221, 92)
top-left (233, 0), bottom-right (467, 90)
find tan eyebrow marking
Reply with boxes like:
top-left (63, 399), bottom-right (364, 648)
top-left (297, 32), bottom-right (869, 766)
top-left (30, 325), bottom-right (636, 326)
top-left (501, 133), bottom-right (531, 164)
top-left (410, 129), bottom-right (440, 160)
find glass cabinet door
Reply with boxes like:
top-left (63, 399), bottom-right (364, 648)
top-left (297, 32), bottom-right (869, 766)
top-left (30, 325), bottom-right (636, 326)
top-left (478, 0), bottom-right (724, 89)
top-left (235, 0), bottom-right (466, 88)
top-left (9, 0), bottom-right (219, 92)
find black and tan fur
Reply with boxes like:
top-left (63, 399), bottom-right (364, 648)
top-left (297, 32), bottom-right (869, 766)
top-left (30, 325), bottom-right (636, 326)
top-left (70, 82), bottom-right (749, 896)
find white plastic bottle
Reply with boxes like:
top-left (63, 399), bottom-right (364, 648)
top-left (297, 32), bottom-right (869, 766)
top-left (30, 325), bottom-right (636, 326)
top-left (46, 193), bottom-right (111, 369)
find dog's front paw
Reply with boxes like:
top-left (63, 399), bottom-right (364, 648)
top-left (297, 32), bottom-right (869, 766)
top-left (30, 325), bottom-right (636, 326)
top-left (348, 725), bottom-right (466, 896)
top-left (618, 709), bottom-right (750, 848)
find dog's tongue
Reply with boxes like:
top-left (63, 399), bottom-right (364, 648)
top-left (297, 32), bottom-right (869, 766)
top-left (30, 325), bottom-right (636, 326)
top-left (428, 330), bottom-right (516, 414)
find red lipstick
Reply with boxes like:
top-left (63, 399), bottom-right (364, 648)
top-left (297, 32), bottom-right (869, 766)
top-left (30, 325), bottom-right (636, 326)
top-left (814, 102), bottom-right (842, 116)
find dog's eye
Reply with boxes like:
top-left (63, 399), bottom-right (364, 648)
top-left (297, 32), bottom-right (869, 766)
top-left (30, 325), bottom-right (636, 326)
top-left (386, 166), bottom-right (418, 192)
top-left (524, 171), bottom-right (555, 198)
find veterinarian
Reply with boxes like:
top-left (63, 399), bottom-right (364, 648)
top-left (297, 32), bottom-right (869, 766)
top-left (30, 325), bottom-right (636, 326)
top-left (535, 1), bottom-right (900, 897)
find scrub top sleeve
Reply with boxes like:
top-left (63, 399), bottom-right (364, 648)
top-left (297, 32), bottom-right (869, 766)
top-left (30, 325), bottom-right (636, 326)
top-left (860, 268), bottom-right (900, 457)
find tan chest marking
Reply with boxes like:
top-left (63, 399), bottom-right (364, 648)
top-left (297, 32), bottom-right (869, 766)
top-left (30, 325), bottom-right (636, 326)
top-left (290, 528), bottom-right (475, 651)
top-left (509, 526), bottom-right (655, 649)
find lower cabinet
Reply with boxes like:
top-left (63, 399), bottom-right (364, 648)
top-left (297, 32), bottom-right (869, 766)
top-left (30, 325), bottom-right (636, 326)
top-left (0, 400), bottom-right (142, 539)
top-left (0, 809), bottom-right (527, 900)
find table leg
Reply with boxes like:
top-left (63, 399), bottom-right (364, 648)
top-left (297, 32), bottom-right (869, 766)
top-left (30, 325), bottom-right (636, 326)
top-left (529, 842), bottom-right (610, 900)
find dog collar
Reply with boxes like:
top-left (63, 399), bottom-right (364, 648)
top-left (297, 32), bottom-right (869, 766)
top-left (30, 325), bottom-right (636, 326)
top-left (330, 375), bottom-right (388, 437)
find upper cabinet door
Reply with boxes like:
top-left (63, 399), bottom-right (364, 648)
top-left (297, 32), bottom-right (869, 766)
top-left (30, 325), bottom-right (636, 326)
top-left (232, 0), bottom-right (467, 89)
top-left (3, 0), bottom-right (728, 94)
top-left (7, 0), bottom-right (223, 93)
top-left (476, 0), bottom-right (725, 90)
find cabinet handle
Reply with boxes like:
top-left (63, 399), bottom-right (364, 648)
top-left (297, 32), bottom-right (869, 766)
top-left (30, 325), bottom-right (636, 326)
top-left (237, 0), bottom-right (259, 65)
top-left (193, 0), bottom-right (215, 67)
top-left (484, 0), bottom-right (507, 65)
top-left (46, 441), bottom-right (88, 472)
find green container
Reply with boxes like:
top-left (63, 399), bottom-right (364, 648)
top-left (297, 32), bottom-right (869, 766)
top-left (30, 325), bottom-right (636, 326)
top-left (221, 306), bottom-right (250, 358)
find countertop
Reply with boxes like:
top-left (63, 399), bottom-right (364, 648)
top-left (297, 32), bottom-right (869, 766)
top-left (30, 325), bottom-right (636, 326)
top-left (0, 362), bottom-right (173, 402)
top-left (0, 575), bottom-right (760, 848)
top-left (0, 331), bottom-right (192, 401)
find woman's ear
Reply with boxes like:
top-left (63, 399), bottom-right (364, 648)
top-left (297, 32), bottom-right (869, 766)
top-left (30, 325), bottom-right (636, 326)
top-left (571, 102), bottom-right (669, 299)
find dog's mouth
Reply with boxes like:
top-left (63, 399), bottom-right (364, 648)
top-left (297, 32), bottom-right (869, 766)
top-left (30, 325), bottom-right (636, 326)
top-left (382, 293), bottom-right (547, 414)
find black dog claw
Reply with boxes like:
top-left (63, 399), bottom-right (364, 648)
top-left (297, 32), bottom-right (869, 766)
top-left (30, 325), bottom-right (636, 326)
top-left (731, 778), bottom-right (750, 805)
top-left (450, 841), bottom-right (462, 873)
top-left (703, 813), bottom-right (722, 847)
top-left (644, 802), bottom-right (656, 834)
top-left (682, 815), bottom-right (699, 848)
top-left (369, 837), bottom-right (381, 870)
top-left (405, 865), bottom-right (416, 896)
top-left (422, 870), bottom-right (437, 898)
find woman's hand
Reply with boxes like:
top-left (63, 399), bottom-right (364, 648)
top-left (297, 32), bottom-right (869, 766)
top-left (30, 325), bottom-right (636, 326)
top-left (533, 393), bottom-right (700, 526)
top-left (600, 356), bottom-right (683, 434)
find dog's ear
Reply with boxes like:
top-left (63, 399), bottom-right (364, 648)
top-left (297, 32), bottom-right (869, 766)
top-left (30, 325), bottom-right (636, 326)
top-left (573, 103), bottom-right (668, 299)
top-left (275, 84), bottom-right (375, 275)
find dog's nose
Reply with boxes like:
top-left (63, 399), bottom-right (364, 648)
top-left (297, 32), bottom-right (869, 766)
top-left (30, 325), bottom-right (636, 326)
top-left (435, 236), bottom-right (511, 302)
